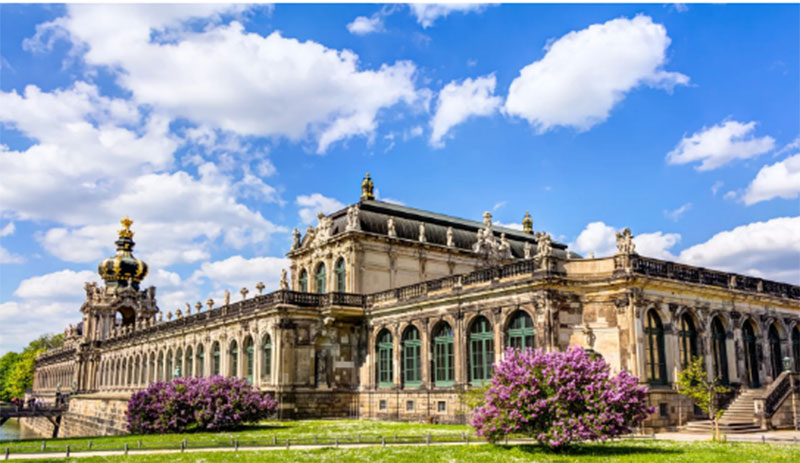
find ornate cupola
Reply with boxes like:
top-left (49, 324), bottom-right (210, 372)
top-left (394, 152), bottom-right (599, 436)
top-left (98, 217), bottom-right (148, 290)
top-left (522, 211), bottom-right (533, 234)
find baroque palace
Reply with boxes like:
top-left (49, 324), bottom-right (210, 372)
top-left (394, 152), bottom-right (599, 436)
top-left (29, 174), bottom-right (800, 437)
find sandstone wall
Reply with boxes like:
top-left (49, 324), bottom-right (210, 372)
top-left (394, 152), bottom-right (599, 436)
top-left (57, 393), bottom-right (130, 438)
top-left (769, 390), bottom-right (800, 429)
top-left (18, 416), bottom-right (57, 439)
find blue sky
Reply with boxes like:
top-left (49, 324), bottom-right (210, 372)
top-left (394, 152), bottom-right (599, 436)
top-left (0, 3), bottom-right (798, 354)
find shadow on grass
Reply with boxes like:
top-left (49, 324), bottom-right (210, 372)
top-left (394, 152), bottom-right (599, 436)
top-left (512, 443), bottom-right (681, 457)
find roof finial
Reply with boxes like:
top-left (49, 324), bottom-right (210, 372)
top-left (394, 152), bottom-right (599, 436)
top-left (522, 211), bottom-right (533, 234)
top-left (361, 172), bottom-right (375, 201)
top-left (119, 216), bottom-right (134, 239)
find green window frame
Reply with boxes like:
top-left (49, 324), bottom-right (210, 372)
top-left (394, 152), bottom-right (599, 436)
top-left (299, 269), bottom-right (308, 292)
top-left (469, 317), bottom-right (494, 386)
top-left (336, 258), bottom-right (346, 292)
top-left (377, 329), bottom-right (393, 388)
top-left (743, 322), bottom-right (760, 388)
top-left (402, 326), bottom-right (421, 387)
top-left (197, 345), bottom-right (205, 378)
top-left (645, 310), bottom-right (667, 386)
top-left (212, 342), bottom-right (220, 376)
top-left (433, 323), bottom-right (454, 387)
top-left (262, 334), bottom-right (272, 380)
top-left (710, 318), bottom-right (729, 384)
top-left (507, 311), bottom-right (534, 350)
top-left (315, 263), bottom-right (327, 294)
top-left (768, 324), bottom-right (782, 379)
top-left (244, 337), bottom-right (254, 383)
top-left (678, 313), bottom-right (698, 368)
top-left (175, 349), bottom-right (183, 378)
top-left (230, 341), bottom-right (239, 377)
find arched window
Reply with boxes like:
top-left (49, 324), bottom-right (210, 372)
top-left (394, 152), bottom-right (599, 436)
top-left (336, 258), bottom-right (346, 292)
top-left (262, 334), bottom-right (272, 381)
top-left (212, 342), bottom-right (221, 376)
top-left (315, 263), bottom-right (327, 294)
top-left (768, 324), bottom-right (782, 379)
top-left (175, 348), bottom-right (183, 378)
top-left (433, 322), bottom-right (454, 387)
top-left (678, 313), bottom-right (698, 368)
top-left (377, 329), bottom-right (393, 388)
top-left (711, 318), bottom-right (729, 384)
top-left (185, 347), bottom-right (193, 378)
top-left (402, 326), bottom-right (421, 388)
top-left (743, 321), bottom-right (760, 388)
top-left (166, 351), bottom-right (173, 380)
top-left (507, 311), bottom-right (534, 350)
top-left (469, 316), bottom-right (494, 385)
top-left (792, 327), bottom-right (800, 372)
top-left (196, 344), bottom-right (205, 378)
top-left (244, 336), bottom-right (254, 383)
top-left (299, 269), bottom-right (308, 292)
top-left (229, 341), bottom-right (239, 377)
top-left (644, 310), bottom-right (666, 385)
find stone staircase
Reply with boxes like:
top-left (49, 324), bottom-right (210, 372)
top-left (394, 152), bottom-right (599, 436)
top-left (683, 389), bottom-right (764, 434)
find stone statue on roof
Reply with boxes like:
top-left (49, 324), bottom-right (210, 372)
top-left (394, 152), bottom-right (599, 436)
top-left (483, 211), bottom-right (493, 230)
top-left (418, 223), bottom-right (426, 243)
top-left (280, 269), bottom-right (289, 290)
top-left (387, 217), bottom-right (397, 237)
top-left (615, 228), bottom-right (636, 255)
top-left (524, 240), bottom-right (533, 259)
top-left (346, 204), bottom-right (361, 231)
top-left (316, 212), bottom-right (333, 242)
top-left (446, 227), bottom-right (454, 247)
top-left (292, 228), bottom-right (301, 250)
top-left (536, 233), bottom-right (553, 259)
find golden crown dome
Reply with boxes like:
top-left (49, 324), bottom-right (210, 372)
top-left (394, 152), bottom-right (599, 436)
top-left (98, 217), bottom-right (148, 289)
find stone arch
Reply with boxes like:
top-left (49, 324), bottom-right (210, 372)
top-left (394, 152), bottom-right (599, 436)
top-left (503, 309), bottom-right (535, 350)
top-left (741, 317), bottom-right (761, 388)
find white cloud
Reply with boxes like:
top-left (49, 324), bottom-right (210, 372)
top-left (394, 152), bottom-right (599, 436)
top-left (666, 120), bottom-right (775, 171)
top-left (493, 200), bottom-right (508, 211)
top-left (711, 181), bottom-right (724, 196)
top-left (494, 222), bottom-right (524, 231)
top-left (723, 191), bottom-right (738, 200)
top-left (39, 5), bottom-right (422, 154)
top-left (635, 231), bottom-right (680, 260)
top-left (775, 136), bottom-right (800, 157)
top-left (347, 15), bottom-right (383, 35)
top-left (505, 15), bottom-right (688, 132)
top-left (14, 269), bottom-right (99, 300)
top-left (296, 194), bottom-right (345, 225)
top-left (678, 217), bottom-right (800, 284)
top-left (0, 222), bottom-right (15, 237)
top-left (572, 221), bottom-right (680, 260)
top-left (0, 246), bottom-right (25, 264)
top-left (430, 74), bottom-right (501, 147)
top-left (742, 153), bottom-right (800, 205)
top-left (409, 4), bottom-right (488, 28)
top-left (664, 202), bottom-right (692, 221)
top-left (193, 255), bottom-right (289, 293)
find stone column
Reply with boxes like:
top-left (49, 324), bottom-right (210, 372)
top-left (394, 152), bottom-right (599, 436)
top-left (454, 315), bottom-right (466, 386)
top-left (393, 326), bottom-right (402, 388)
top-left (421, 320), bottom-right (430, 387)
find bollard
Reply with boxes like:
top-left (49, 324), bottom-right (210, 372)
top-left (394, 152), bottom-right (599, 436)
top-left (124, 443), bottom-right (129, 456)
top-left (4, 447), bottom-right (8, 461)
top-left (230, 437), bottom-right (234, 446)
top-left (466, 435), bottom-right (470, 445)
top-left (65, 445), bottom-right (70, 458)
top-left (335, 437), bottom-right (339, 448)
top-left (41, 441), bottom-right (46, 451)
top-left (181, 441), bottom-right (185, 452)
top-left (138, 439), bottom-right (142, 449)
top-left (234, 440), bottom-right (239, 451)
top-left (381, 436), bottom-right (386, 447)
top-left (357, 433), bottom-right (361, 443)
top-left (762, 435), bottom-right (766, 443)
top-left (88, 440), bottom-right (92, 450)
top-left (286, 438), bottom-right (290, 449)
top-left (462, 432), bottom-right (466, 441)
top-left (394, 433), bottom-right (397, 442)
top-left (272, 436), bottom-right (277, 446)
top-left (426, 433), bottom-right (431, 445)
top-left (314, 435), bottom-right (318, 444)
top-left (504, 434), bottom-right (509, 445)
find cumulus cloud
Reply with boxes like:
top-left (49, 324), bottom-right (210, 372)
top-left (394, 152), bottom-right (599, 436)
top-left (35, 4), bottom-right (422, 154)
top-left (296, 194), bottom-right (345, 225)
top-left (742, 153), bottom-right (800, 205)
top-left (193, 255), bottom-right (289, 293)
top-left (572, 221), bottom-right (680, 260)
top-left (347, 15), bottom-right (383, 35)
top-left (664, 202), bottom-right (692, 221)
top-left (635, 231), bottom-right (681, 260)
top-left (666, 120), bottom-right (775, 170)
top-left (430, 74), bottom-right (501, 147)
top-left (409, 4), bottom-right (489, 28)
top-left (0, 246), bottom-right (25, 264)
top-left (679, 217), bottom-right (800, 284)
top-left (0, 222), bottom-right (15, 238)
top-left (505, 15), bottom-right (688, 132)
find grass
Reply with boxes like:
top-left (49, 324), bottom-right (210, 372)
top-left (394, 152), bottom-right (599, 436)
top-left (10, 440), bottom-right (800, 463)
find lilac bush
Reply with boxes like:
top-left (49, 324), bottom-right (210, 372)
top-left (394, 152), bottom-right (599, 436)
top-left (470, 347), bottom-right (653, 449)
top-left (127, 376), bottom-right (277, 434)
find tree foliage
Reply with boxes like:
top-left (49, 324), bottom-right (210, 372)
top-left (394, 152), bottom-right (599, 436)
top-left (470, 347), bottom-right (653, 449)
top-left (127, 376), bottom-right (278, 434)
top-left (0, 333), bottom-right (64, 401)
top-left (675, 356), bottom-right (729, 440)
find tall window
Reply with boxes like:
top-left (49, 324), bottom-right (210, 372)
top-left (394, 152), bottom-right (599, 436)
top-left (175, 348), bottom-right (183, 378)
top-left (507, 311), bottom-right (534, 350)
top-left (166, 351), bottom-right (173, 380)
top-left (149, 353), bottom-right (155, 383)
top-left (743, 321), bottom-right (760, 388)
top-left (792, 327), bottom-right (800, 372)
top-left (315, 263), bottom-right (327, 294)
top-left (469, 316), bottom-right (494, 385)
top-left (768, 324), bottom-right (782, 379)
top-left (336, 258), bottom-right (346, 292)
top-left (185, 347), bottom-right (193, 378)
top-left (229, 341), bottom-right (239, 377)
top-left (644, 310), bottom-right (666, 385)
top-left (433, 323), bottom-right (454, 387)
top-left (402, 326), bottom-right (421, 387)
top-left (197, 344), bottom-right (205, 378)
top-left (244, 336), bottom-right (254, 383)
top-left (711, 318), bottom-right (729, 384)
top-left (262, 334), bottom-right (272, 381)
top-left (212, 342), bottom-right (221, 376)
top-left (299, 269), bottom-right (308, 292)
top-left (678, 313), bottom-right (698, 368)
top-left (377, 329), bottom-right (393, 388)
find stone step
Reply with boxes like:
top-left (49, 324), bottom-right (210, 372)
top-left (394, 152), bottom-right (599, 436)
top-left (683, 420), bottom-right (762, 434)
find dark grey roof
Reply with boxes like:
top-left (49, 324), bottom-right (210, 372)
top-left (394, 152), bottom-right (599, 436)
top-left (323, 200), bottom-right (568, 259)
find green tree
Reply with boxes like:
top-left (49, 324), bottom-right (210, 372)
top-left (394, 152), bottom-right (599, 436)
top-left (676, 356), bottom-right (730, 441)
top-left (0, 352), bottom-right (21, 401)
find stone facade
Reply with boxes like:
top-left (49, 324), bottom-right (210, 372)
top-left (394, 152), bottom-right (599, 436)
top-left (29, 177), bottom-right (800, 437)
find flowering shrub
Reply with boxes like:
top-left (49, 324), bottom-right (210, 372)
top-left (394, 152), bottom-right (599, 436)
top-left (127, 376), bottom-right (277, 434)
top-left (470, 347), bottom-right (653, 449)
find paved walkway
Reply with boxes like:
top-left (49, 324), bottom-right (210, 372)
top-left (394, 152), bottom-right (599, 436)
top-left (3, 432), bottom-right (799, 460)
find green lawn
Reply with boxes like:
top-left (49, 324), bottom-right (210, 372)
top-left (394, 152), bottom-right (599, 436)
top-left (12, 440), bottom-right (800, 463)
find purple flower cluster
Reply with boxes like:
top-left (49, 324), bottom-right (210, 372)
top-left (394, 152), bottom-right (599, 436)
top-left (470, 347), bottom-right (654, 449)
top-left (127, 376), bottom-right (277, 434)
